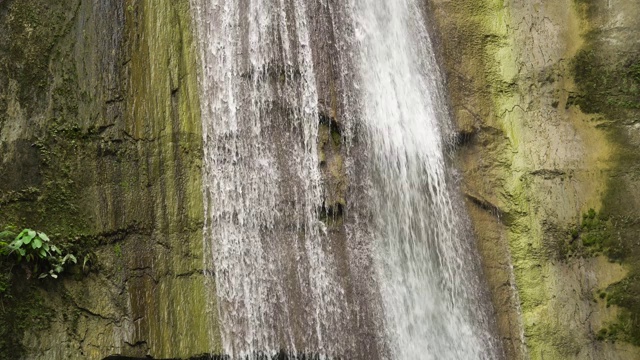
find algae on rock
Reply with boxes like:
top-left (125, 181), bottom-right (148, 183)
top-left (3, 0), bottom-right (640, 358)
top-left (0, 0), bottom-right (221, 358)
top-left (430, 0), bottom-right (640, 359)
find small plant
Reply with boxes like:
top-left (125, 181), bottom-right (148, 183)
top-left (9, 229), bottom-right (55, 261)
top-left (3, 229), bottom-right (76, 279)
top-left (113, 243), bottom-right (122, 258)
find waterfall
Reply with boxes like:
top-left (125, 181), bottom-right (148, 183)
top-left (191, 0), bottom-right (503, 359)
top-left (351, 1), bottom-right (500, 359)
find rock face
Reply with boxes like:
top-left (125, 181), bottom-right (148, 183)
top-left (2, 0), bottom-right (640, 359)
top-left (0, 0), bottom-right (220, 358)
top-left (430, 0), bottom-right (640, 359)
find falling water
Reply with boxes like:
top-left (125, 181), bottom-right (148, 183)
top-left (351, 1), bottom-right (500, 359)
top-left (191, 0), bottom-right (502, 358)
top-left (191, 0), bottom-right (355, 357)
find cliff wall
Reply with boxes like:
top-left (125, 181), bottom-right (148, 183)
top-left (431, 0), bottom-right (640, 359)
top-left (0, 0), bottom-right (220, 358)
top-left (2, 0), bottom-right (640, 359)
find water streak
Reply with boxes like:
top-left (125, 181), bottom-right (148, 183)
top-left (192, 0), bottom-right (503, 358)
top-left (349, 1), bottom-right (500, 358)
top-left (192, 0), bottom-right (351, 357)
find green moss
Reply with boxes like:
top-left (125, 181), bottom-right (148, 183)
top-left (571, 18), bottom-right (640, 347)
top-left (24, 124), bottom-right (90, 239)
top-left (603, 170), bottom-right (640, 346)
top-left (594, 121), bottom-right (640, 345)
top-left (595, 317), bottom-right (631, 343)
top-left (0, 0), bottom-right (92, 240)
top-left (573, 48), bottom-right (640, 118)
top-left (0, 0), bottom-right (221, 357)
top-left (113, 244), bottom-right (122, 258)
top-left (573, 0), bottom-right (598, 18)
top-left (631, 61), bottom-right (640, 83)
top-left (579, 210), bottom-right (609, 250)
top-left (0, 0), bottom-right (79, 113)
top-left (0, 1), bottom-right (99, 356)
top-left (602, 275), bottom-right (640, 345)
top-left (558, 209), bottom-right (619, 260)
top-left (596, 312), bottom-right (636, 344)
top-left (0, 258), bottom-right (55, 359)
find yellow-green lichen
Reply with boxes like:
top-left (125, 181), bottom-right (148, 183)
top-left (0, 0), bottom-right (222, 357)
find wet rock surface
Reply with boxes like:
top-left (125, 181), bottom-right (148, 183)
top-left (0, 0), bottom-right (217, 358)
top-left (430, 0), bottom-right (640, 359)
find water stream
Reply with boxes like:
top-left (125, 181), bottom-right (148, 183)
top-left (191, 0), bottom-right (502, 358)
top-left (352, 1), bottom-right (499, 358)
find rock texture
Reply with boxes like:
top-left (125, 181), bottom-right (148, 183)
top-left (2, 0), bottom-right (640, 359)
top-left (0, 0), bottom-right (220, 358)
top-left (430, 0), bottom-right (640, 359)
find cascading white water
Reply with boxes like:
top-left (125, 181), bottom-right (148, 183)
top-left (191, 0), bottom-right (351, 357)
top-left (191, 0), bottom-right (502, 358)
top-left (350, 1), bottom-right (500, 359)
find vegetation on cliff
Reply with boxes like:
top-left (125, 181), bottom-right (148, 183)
top-left (572, 14), bottom-right (640, 344)
top-left (0, 0), bottom-right (218, 358)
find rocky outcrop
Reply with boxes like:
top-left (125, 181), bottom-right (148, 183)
top-left (0, 0), bottom-right (220, 358)
top-left (430, 0), bottom-right (640, 359)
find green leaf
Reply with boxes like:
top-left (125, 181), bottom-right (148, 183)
top-left (32, 238), bottom-right (42, 249)
top-left (83, 255), bottom-right (90, 271)
top-left (38, 232), bottom-right (50, 242)
top-left (50, 273), bottom-right (58, 279)
top-left (18, 248), bottom-right (26, 256)
top-left (63, 254), bottom-right (77, 264)
top-left (50, 245), bottom-right (61, 254)
top-left (10, 239), bottom-right (23, 249)
top-left (39, 249), bottom-right (46, 257)
top-left (17, 229), bottom-right (29, 240)
top-left (38, 273), bottom-right (48, 279)
top-left (23, 231), bottom-right (35, 245)
top-left (42, 242), bottom-right (50, 251)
